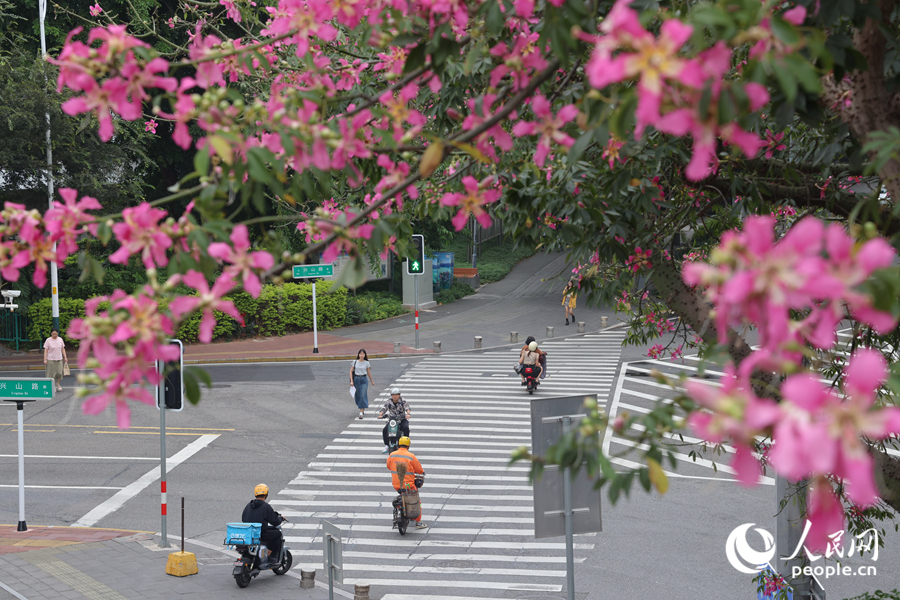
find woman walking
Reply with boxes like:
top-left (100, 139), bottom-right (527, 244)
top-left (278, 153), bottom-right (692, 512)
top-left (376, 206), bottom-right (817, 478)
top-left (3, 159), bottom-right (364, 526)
top-left (350, 349), bottom-right (374, 419)
top-left (562, 280), bottom-right (577, 325)
top-left (43, 329), bottom-right (68, 392)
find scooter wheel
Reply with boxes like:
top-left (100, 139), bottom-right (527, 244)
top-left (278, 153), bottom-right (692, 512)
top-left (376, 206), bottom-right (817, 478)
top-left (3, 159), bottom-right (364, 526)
top-left (272, 549), bottom-right (292, 575)
top-left (528, 388), bottom-right (534, 395)
top-left (234, 564), bottom-right (252, 588)
top-left (398, 519), bottom-right (408, 536)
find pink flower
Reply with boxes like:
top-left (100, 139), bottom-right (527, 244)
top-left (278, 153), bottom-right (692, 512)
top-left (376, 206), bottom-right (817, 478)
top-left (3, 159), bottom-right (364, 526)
top-left (489, 32), bottom-right (548, 91)
top-left (207, 224), bottom-right (275, 298)
top-left (220, 0), bottom-right (241, 22)
top-left (440, 176), bottom-right (501, 231)
top-left (144, 119), bottom-right (158, 134)
top-left (462, 94), bottom-right (514, 163)
top-left (765, 130), bottom-right (787, 158)
top-left (169, 271), bottom-right (241, 343)
top-left (109, 203), bottom-right (172, 269)
top-left (89, 3), bottom-right (103, 16)
top-left (45, 188), bottom-right (103, 259)
top-left (512, 95), bottom-right (578, 167)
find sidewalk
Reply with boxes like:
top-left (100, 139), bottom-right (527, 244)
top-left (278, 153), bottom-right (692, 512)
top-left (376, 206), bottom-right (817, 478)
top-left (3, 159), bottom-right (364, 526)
top-left (0, 250), bottom-right (616, 371)
top-left (0, 525), bottom-right (342, 600)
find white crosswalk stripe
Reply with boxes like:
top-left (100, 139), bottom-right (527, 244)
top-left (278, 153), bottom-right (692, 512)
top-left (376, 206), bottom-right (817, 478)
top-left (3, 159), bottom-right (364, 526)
top-left (270, 331), bottom-right (625, 598)
top-left (604, 355), bottom-right (776, 484)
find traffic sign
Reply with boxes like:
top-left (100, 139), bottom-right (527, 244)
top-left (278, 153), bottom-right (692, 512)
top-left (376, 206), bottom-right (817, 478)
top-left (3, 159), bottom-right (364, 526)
top-left (407, 235), bottom-right (425, 275)
top-left (157, 340), bottom-right (184, 411)
top-left (0, 379), bottom-right (54, 401)
top-left (322, 520), bottom-right (343, 585)
top-left (293, 264), bottom-right (334, 278)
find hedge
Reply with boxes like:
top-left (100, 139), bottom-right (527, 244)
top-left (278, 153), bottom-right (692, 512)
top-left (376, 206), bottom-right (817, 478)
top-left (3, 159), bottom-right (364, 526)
top-left (26, 280), bottom-right (348, 346)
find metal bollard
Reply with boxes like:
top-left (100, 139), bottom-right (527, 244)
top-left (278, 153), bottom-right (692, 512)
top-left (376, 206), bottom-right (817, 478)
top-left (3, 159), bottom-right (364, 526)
top-left (577, 321), bottom-right (585, 333)
top-left (601, 316), bottom-right (608, 327)
top-left (299, 569), bottom-right (316, 589)
top-left (510, 332), bottom-right (518, 344)
top-left (474, 336), bottom-right (483, 349)
top-left (393, 342), bottom-right (401, 353)
top-left (546, 326), bottom-right (554, 338)
top-left (433, 341), bottom-right (442, 353)
top-left (354, 584), bottom-right (371, 600)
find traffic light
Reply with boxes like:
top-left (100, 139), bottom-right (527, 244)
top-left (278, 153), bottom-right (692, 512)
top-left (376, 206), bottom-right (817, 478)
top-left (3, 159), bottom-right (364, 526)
top-left (407, 234), bottom-right (425, 275)
top-left (157, 339), bottom-right (184, 411)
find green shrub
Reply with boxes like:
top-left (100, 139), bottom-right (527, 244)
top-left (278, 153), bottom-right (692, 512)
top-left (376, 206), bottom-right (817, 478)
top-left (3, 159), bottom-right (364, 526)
top-left (844, 591), bottom-right (900, 600)
top-left (344, 292), bottom-right (408, 325)
top-left (435, 280), bottom-right (476, 304)
top-left (27, 297), bottom-right (86, 346)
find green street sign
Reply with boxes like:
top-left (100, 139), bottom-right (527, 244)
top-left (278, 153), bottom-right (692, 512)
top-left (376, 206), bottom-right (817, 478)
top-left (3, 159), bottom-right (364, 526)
top-left (293, 264), bottom-right (334, 279)
top-left (0, 379), bottom-right (54, 401)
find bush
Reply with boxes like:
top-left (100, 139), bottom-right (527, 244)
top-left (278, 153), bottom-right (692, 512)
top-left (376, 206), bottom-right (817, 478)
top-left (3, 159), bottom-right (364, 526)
top-left (435, 280), bottom-right (476, 304)
top-left (344, 292), bottom-right (409, 325)
top-left (27, 297), bottom-right (86, 345)
top-left (844, 591), bottom-right (900, 600)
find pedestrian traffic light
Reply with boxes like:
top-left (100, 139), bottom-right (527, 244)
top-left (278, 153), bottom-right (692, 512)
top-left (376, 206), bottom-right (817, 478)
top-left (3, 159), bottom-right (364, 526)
top-left (157, 339), bottom-right (184, 411)
top-left (407, 234), bottom-right (425, 275)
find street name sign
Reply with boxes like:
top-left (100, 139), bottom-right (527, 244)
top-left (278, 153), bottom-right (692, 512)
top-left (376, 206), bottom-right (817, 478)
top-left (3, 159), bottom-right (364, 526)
top-left (293, 264), bottom-right (334, 278)
top-left (0, 379), bottom-right (54, 401)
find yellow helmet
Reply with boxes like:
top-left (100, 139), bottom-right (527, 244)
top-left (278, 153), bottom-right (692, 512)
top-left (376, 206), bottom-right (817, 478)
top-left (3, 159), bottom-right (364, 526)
top-left (398, 436), bottom-right (411, 448)
top-left (254, 483), bottom-right (269, 497)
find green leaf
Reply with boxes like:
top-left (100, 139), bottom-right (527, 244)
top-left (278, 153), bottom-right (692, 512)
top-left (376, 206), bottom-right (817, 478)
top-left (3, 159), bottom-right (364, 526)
top-left (769, 16), bottom-right (800, 45)
top-left (246, 148), bottom-right (272, 184)
top-left (391, 33), bottom-right (420, 47)
top-left (404, 44), bottom-right (427, 75)
top-left (208, 135), bottom-right (234, 165)
top-left (486, 1), bottom-right (505, 35)
top-left (96, 221), bottom-right (113, 246)
top-left (772, 60), bottom-right (798, 102)
top-left (193, 147), bottom-right (210, 176)
top-left (568, 130), bottom-right (594, 164)
top-left (784, 54), bottom-right (822, 94)
top-left (183, 369), bottom-right (201, 405)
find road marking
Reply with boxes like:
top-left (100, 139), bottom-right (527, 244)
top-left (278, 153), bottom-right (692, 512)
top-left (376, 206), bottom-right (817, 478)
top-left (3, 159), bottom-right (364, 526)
top-left (0, 454), bottom-right (157, 461)
top-left (279, 512), bottom-right (535, 524)
top-left (0, 423), bottom-right (234, 431)
top-left (0, 485), bottom-right (123, 490)
top-left (91, 431), bottom-right (207, 436)
top-left (0, 580), bottom-right (29, 600)
top-left (73, 434), bottom-right (218, 527)
top-left (338, 579), bottom-right (560, 592)
top-left (282, 536), bottom-right (595, 550)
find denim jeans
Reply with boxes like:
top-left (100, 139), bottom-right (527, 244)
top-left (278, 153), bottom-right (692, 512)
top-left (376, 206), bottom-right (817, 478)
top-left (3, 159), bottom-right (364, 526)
top-left (353, 375), bottom-right (369, 409)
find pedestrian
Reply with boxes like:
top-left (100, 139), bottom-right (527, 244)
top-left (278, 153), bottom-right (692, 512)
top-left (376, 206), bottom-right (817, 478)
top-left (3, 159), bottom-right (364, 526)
top-left (562, 279), bottom-right (577, 325)
top-left (350, 349), bottom-right (374, 419)
top-left (43, 329), bottom-right (68, 392)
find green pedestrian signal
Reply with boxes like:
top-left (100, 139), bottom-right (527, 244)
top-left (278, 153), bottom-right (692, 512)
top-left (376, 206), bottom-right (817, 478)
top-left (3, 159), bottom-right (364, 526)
top-left (407, 235), bottom-right (425, 275)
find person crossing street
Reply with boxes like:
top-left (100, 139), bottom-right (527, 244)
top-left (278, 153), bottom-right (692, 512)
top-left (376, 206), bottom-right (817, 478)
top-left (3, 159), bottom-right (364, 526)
top-left (386, 436), bottom-right (427, 529)
top-left (378, 387), bottom-right (411, 454)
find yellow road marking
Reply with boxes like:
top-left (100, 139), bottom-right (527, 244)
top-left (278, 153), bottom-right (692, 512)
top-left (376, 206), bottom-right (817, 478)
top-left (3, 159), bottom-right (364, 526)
top-left (0, 423), bottom-right (234, 431)
top-left (92, 431), bottom-right (206, 436)
top-left (12, 429), bottom-right (55, 433)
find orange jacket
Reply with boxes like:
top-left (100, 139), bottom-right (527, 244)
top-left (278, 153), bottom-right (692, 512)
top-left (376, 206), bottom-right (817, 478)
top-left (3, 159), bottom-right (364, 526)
top-left (386, 447), bottom-right (424, 490)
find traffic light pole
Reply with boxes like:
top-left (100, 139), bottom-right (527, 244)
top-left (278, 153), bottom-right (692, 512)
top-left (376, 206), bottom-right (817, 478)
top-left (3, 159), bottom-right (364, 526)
top-left (414, 275), bottom-right (419, 349)
top-left (159, 398), bottom-right (169, 548)
top-left (312, 281), bottom-right (319, 353)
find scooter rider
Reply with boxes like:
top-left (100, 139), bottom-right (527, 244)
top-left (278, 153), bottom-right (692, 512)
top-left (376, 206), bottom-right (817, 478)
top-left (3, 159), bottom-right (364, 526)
top-left (387, 436), bottom-right (427, 529)
top-left (378, 387), bottom-right (411, 454)
top-left (519, 341), bottom-right (543, 383)
top-left (241, 484), bottom-right (284, 568)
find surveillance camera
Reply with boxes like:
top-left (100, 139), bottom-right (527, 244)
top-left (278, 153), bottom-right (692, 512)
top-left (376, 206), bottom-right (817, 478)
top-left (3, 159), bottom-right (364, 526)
top-left (1, 290), bottom-right (21, 298)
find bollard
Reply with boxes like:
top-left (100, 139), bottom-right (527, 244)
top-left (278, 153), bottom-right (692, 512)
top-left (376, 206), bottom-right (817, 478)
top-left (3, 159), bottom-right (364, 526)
top-left (165, 497), bottom-right (198, 577)
top-left (433, 341), bottom-right (442, 353)
top-left (601, 316), bottom-right (608, 327)
top-left (354, 584), bottom-right (371, 600)
top-left (474, 336), bottom-right (483, 349)
top-left (510, 332), bottom-right (518, 344)
top-left (393, 342), bottom-right (401, 353)
top-left (546, 326), bottom-right (554, 338)
top-left (299, 569), bottom-right (316, 589)
top-left (577, 321), bottom-right (585, 333)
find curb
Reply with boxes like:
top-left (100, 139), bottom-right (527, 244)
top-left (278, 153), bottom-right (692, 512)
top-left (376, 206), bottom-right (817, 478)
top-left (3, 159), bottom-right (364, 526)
top-left (0, 323), bottom-right (625, 370)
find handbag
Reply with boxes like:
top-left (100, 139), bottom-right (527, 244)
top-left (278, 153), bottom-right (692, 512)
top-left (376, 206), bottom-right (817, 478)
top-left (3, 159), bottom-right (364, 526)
top-left (514, 364), bottom-right (523, 374)
top-left (63, 364), bottom-right (71, 376)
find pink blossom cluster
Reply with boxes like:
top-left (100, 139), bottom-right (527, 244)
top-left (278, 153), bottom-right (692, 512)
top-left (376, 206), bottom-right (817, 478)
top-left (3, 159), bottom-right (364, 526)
top-left (440, 176), bottom-right (501, 231)
top-left (683, 216), bottom-right (900, 549)
top-left (585, 0), bottom-right (775, 180)
top-left (50, 25), bottom-right (177, 141)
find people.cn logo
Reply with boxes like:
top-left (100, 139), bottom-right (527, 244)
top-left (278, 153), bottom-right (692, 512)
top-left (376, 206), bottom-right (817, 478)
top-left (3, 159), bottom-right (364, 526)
top-left (725, 523), bottom-right (777, 574)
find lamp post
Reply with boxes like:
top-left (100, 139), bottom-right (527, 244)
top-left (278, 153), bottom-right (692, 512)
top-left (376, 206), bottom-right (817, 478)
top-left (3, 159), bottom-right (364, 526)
top-left (38, 0), bottom-right (60, 333)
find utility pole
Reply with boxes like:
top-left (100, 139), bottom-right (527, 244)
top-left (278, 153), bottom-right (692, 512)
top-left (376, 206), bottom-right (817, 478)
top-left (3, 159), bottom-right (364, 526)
top-left (38, 0), bottom-right (60, 332)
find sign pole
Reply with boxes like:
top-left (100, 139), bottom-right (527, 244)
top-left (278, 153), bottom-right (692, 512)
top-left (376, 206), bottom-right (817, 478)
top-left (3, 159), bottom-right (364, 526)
top-left (158, 360), bottom-right (169, 548)
top-left (562, 416), bottom-right (575, 600)
top-left (326, 533), bottom-right (334, 600)
top-left (312, 281), bottom-right (319, 354)
top-left (414, 275), bottom-right (419, 349)
top-left (16, 401), bottom-right (27, 531)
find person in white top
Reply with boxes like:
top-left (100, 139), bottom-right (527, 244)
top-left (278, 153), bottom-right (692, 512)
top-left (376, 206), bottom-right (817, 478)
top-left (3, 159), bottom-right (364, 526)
top-left (350, 349), bottom-right (374, 419)
top-left (43, 329), bottom-right (68, 392)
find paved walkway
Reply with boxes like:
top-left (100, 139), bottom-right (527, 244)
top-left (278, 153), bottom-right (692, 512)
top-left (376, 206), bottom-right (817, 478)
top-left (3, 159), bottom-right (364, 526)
top-left (0, 251), bottom-right (618, 371)
top-left (0, 526), bottom-right (341, 600)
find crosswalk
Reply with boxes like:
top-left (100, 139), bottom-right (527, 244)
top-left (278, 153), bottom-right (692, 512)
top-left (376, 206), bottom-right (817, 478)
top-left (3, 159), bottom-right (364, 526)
top-left (270, 330), bottom-right (625, 598)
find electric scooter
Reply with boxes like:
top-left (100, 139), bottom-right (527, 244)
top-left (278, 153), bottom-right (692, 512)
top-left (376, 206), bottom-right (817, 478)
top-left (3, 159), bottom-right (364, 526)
top-left (226, 521), bottom-right (293, 588)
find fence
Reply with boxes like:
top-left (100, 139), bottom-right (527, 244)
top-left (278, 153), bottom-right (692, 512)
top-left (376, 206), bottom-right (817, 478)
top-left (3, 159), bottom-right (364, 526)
top-left (0, 311), bottom-right (33, 351)
top-left (466, 218), bottom-right (504, 263)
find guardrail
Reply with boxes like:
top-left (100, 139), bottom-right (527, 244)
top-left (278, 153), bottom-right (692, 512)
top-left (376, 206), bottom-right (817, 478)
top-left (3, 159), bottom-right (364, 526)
top-left (0, 312), bottom-right (33, 352)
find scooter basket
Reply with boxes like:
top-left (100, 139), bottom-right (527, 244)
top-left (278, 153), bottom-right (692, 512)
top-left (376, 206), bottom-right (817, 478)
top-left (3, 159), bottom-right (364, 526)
top-left (225, 522), bottom-right (261, 546)
top-left (400, 490), bottom-right (422, 519)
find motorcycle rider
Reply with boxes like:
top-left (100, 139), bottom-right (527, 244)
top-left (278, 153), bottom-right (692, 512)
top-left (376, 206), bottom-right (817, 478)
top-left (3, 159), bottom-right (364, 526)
top-left (387, 436), bottom-right (427, 529)
top-left (378, 387), bottom-right (411, 454)
top-left (519, 341), bottom-right (543, 384)
top-left (519, 336), bottom-right (546, 385)
top-left (241, 484), bottom-right (285, 568)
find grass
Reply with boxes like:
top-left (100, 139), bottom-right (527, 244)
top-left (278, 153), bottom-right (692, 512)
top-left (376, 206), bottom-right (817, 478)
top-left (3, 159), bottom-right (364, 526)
top-left (441, 234), bottom-right (537, 283)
